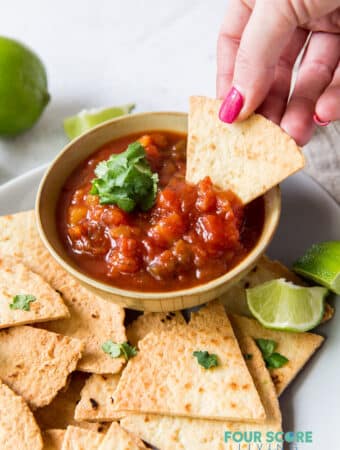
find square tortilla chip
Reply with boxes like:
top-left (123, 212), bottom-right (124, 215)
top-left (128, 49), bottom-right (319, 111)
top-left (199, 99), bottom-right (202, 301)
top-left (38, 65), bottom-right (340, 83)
top-left (35, 372), bottom-right (108, 432)
top-left (61, 426), bottom-right (103, 450)
top-left (0, 256), bottom-right (69, 328)
top-left (186, 96), bottom-right (305, 204)
top-left (229, 313), bottom-right (324, 395)
top-left (0, 379), bottom-right (43, 450)
top-left (121, 337), bottom-right (281, 450)
top-left (43, 429), bottom-right (65, 450)
top-left (113, 301), bottom-right (265, 422)
top-left (0, 325), bottom-right (83, 409)
top-left (98, 422), bottom-right (146, 450)
top-left (74, 374), bottom-right (122, 422)
top-left (126, 311), bottom-right (186, 347)
top-left (0, 211), bottom-right (126, 374)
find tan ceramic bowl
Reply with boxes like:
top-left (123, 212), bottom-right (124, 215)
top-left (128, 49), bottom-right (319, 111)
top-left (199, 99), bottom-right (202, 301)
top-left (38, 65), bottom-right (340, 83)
top-left (36, 112), bottom-right (281, 312)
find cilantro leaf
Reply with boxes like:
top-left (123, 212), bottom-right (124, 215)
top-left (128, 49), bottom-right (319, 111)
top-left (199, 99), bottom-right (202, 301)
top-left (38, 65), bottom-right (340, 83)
top-left (9, 294), bottom-right (36, 311)
top-left (255, 338), bottom-right (288, 369)
top-left (266, 352), bottom-right (289, 369)
top-left (193, 350), bottom-right (219, 369)
top-left (102, 341), bottom-right (137, 361)
top-left (255, 338), bottom-right (277, 359)
top-left (90, 142), bottom-right (158, 212)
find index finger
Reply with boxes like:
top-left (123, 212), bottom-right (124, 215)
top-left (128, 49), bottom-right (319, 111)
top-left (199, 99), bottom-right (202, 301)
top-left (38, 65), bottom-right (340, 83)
top-left (216, 0), bottom-right (253, 99)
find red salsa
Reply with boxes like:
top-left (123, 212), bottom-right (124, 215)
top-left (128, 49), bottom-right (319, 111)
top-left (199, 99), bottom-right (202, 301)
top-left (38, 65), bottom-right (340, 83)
top-left (57, 132), bottom-right (264, 292)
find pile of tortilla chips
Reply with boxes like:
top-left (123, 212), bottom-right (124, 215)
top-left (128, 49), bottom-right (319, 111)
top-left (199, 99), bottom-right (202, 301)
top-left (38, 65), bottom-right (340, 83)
top-left (0, 99), bottom-right (329, 449)
top-left (0, 210), bottom-right (328, 450)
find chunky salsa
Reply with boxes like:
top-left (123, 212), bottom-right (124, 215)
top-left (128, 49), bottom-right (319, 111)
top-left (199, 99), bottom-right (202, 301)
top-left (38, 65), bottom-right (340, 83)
top-left (57, 132), bottom-right (264, 292)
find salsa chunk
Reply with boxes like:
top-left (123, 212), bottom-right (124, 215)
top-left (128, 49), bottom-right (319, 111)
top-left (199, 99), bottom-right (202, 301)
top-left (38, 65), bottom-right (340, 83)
top-left (57, 131), bottom-right (264, 292)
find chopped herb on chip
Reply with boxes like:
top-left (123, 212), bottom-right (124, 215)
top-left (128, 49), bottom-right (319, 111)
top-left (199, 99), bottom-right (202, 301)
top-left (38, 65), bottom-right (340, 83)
top-left (9, 294), bottom-right (36, 311)
top-left (255, 338), bottom-right (288, 369)
top-left (102, 340), bottom-right (137, 360)
top-left (243, 353), bottom-right (253, 360)
top-left (90, 141), bottom-right (159, 212)
top-left (193, 350), bottom-right (219, 369)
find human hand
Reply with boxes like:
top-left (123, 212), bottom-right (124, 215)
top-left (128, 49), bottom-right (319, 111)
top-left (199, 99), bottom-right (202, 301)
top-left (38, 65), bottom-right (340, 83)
top-left (217, 0), bottom-right (340, 145)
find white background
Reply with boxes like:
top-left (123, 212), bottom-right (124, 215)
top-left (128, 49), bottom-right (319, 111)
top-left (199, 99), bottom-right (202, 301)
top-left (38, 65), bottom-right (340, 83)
top-left (0, 0), bottom-right (226, 183)
top-left (0, 0), bottom-right (339, 201)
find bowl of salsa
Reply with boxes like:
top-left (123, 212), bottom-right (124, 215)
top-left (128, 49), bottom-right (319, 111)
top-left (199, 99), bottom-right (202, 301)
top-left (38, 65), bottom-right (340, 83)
top-left (36, 112), bottom-right (281, 311)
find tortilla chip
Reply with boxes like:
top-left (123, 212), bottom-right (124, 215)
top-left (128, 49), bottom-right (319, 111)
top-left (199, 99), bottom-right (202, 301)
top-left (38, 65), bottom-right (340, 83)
top-left (43, 429), bottom-right (65, 450)
top-left (74, 374), bottom-right (122, 422)
top-left (0, 379), bottom-right (43, 450)
top-left (0, 211), bottom-right (126, 374)
top-left (0, 256), bottom-right (69, 329)
top-left (114, 302), bottom-right (265, 422)
top-left (126, 311), bottom-right (186, 347)
top-left (186, 96), bottom-right (305, 204)
top-left (219, 255), bottom-right (334, 322)
top-left (0, 325), bottom-right (83, 409)
top-left (219, 255), bottom-right (306, 317)
top-left (121, 337), bottom-right (281, 450)
top-left (34, 372), bottom-right (100, 432)
top-left (229, 314), bottom-right (324, 395)
top-left (98, 422), bottom-right (146, 450)
top-left (61, 426), bottom-right (103, 450)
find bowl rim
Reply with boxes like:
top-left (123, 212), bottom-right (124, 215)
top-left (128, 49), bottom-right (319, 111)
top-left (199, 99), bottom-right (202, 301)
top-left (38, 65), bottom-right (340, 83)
top-left (35, 111), bottom-right (281, 301)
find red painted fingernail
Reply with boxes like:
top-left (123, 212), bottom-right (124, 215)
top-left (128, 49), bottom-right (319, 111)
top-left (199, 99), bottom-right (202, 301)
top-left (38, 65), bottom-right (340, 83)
top-left (219, 87), bottom-right (244, 123)
top-left (313, 113), bottom-right (330, 127)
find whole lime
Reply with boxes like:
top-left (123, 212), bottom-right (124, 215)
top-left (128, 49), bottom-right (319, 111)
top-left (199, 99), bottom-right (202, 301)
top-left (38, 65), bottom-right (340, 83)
top-left (0, 36), bottom-right (50, 136)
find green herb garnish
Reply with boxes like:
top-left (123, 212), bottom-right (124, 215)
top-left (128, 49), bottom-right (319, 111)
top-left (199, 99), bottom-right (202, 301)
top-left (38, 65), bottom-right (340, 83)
top-left (243, 353), bottom-right (253, 360)
top-left (90, 142), bottom-right (158, 212)
top-left (10, 294), bottom-right (36, 311)
top-left (193, 350), bottom-right (219, 369)
top-left (102, 341), bottom-right (137, 361)
top-left (255, 338), bottom-right (288, 369)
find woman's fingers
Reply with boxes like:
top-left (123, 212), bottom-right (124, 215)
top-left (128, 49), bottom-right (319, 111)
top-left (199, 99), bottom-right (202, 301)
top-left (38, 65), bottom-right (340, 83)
top-left (281, 32), bottom-right (340, 145)
top-left (257, 28), bottom-right (309, 124)
top-left (315, 63), bottom-right (340, 122)
top-left (216, 0), bottom-right (252, 99)
top-left (219, 1), bottom-right (297, 123)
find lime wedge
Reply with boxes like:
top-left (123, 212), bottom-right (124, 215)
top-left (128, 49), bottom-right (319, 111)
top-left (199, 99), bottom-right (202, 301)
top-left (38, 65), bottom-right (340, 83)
top-left (247, 279), bottom-right (327, 332)
top-left (293, 241), bottom-right (340, 294)
top-left (64, 104), bottom-right (135, 139)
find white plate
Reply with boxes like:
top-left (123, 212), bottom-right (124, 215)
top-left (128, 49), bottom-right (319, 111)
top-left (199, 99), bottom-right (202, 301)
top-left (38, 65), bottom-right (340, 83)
top-left (0, 166), bottom-right (339, 449)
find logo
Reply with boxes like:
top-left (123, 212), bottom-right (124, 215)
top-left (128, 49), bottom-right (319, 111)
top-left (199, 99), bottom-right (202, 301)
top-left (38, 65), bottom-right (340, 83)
top-left (224, 431), bottom-right (313, 449)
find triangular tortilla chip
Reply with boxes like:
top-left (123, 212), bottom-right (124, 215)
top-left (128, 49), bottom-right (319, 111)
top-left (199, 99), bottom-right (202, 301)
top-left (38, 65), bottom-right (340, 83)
top-left (0, 211), bottom-right (126, 374)
top-left (98, 422), bottom-right (146, 450)
top-left (74, 374), bottom-right (122, 422)
top-left (229, 314), bottom-right (324, 395)
top-left (61, 426), bottom-right (103, 450)
top-left (126, 311), bottom-right (186, 347)
top-left (186, 96), bottom-right (305, 204)
top-left (42, 429), bottom-right (65, 450)
top-left (219, 255), bottom-right (306, 317)
top-left (0, 325), bottom-right (83, 409)
top-left (35, 372), bottom-right (108, 432)
top-left (121, 337), bottom-right (281, 450)
top-left (113, 302), bottom-right (265, 422)
top-left (0, 379), bottom-right (43, 450)
top-left (219, 255), bottom-right (334, 322)
top-left (0, 256), bottom-right (69, 328)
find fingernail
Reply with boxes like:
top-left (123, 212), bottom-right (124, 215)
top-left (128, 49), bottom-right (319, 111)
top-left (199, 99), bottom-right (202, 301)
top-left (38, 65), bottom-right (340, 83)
top-left (313, 113), bottom-right (330, 127)
top-left (219, 87), bottom-right (244, 123)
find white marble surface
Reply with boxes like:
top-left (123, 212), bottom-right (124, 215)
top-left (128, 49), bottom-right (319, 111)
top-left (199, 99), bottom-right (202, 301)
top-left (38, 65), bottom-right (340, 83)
top-left (0, 0), bottom-right (339, 201)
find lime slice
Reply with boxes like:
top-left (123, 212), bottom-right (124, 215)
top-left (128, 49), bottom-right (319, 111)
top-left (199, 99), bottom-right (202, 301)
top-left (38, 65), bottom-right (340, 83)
top-left (64, 104), bottom-right (135, 140)
top-left (0, 36), bottom-right (50, 136)
top-left (247, 278), bottom-right (327, 332)
top-left (293, 241), bottom-right (340, 294)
